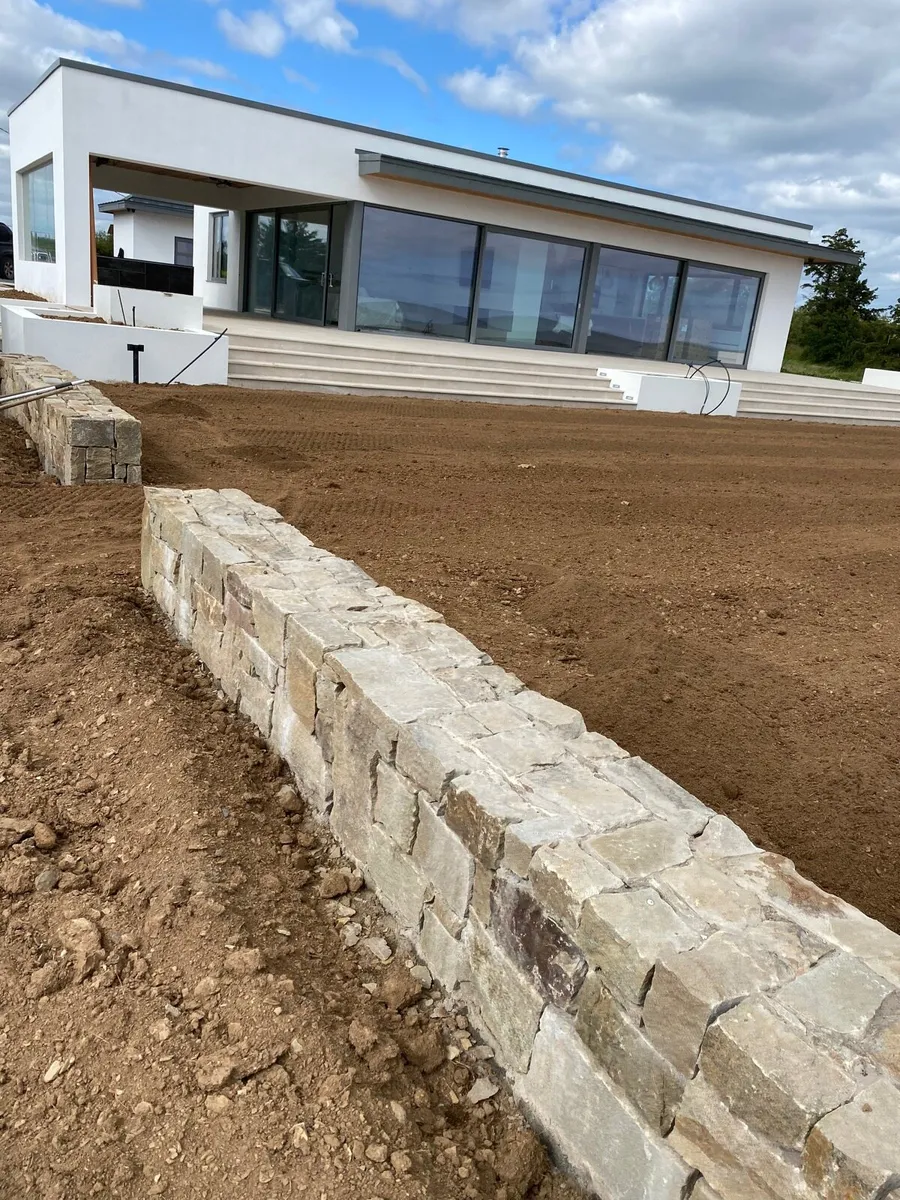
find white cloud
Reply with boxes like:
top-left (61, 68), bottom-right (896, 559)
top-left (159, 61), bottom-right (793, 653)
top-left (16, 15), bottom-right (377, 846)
top-left (94, 0), bottom-right (143, 8)
top-left (446, 66), bottom-right (542, 118)
top-left (278, 0), bottom-right (356, 50)
top-left (173, 55), bottom-right (233, 78)
top-left (368, 46), bottom-right (426, 92)
top-left (217, 7), bottom-right (286, 54)
top-left (599, 143), bottom-right (635, 173)
top-left (350, 0), bottom-right (553, 46)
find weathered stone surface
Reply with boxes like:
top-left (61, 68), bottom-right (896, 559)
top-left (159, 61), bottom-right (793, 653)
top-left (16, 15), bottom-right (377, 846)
top-left (510, 690), bottom-right (586, 739)
top-left (670, 1075), bottom-right (816, 1200)
top-left (517, 1009), bottom-right (693, 1200)
top-left (395, 719), bottom-right (483, 798)
top-left (643, 922), bottom-right (826, 1077)
top-left (471, 862), bottom-right (494, 923)
top-left (328, 646), bottom-right (462, 728)
top-left (199, 531), bottom-right (253, 603)
top-left (491, 871), bottom-right (587, 1006)
top-left (597, 756), bottom-right (713, 834)
top-left (526, 760), bottom-right (650, 830)
top-left (575, 972), bottom-right (685, 1134)
top-left (567, 729), bottom-right (630, 764)
top-left (700, 998), bottom-right (855, 1152)
top-left (251, 588), bottom-right (313, 664)
top-left (654, 857), bottom-right (765, 929)
top-left (803, 1080), bottom-right (900, 1200)
top-left (286, 609), bottom-right (361, 666)
top-left (693, 814), bottom-right (759, 858)
top-left (579, 887), bottom-right (703, 1008)
top-left (529, 840), bottom-right (620, 934)
top-left (366, 824), bottom-right (433, 929)
top-left (412, 797), bottom-right (474, 921)
top-left (775, 951), bottom-right (894, 1040)
top-left (418, 905), bottom-right (463, 991)
top-left (373, 761), bottom-right (420, 853)
top-left (502, 815), bottom-right (594, 878)
top-left (689, 1182), bottom-right (724, 1200)
top-left (477, 727), bottom-right (566, 777)
top-left (445, 772), bottom-right (543, 868)
top-left (271, 691), bottom-right (331, 812)
top-left (586, 820), bottom-right (691, 882)
top-left (330, 694), bottom-right (389, 863)
top-left (465, 699), bottom-right (532, 734)
top-left (459, 916), bottom-right (545, 1073)
top-left (283, 642), bottom-right (318, 733)
top-left (865, 989), bottom-right (900, 1075)
top-left (237, 671), bottom-right (274, 737)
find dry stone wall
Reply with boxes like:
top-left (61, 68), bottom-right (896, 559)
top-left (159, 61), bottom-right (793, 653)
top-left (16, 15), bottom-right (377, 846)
top-left (142, 485), bottom-right (900, 1200)
top-left (0, 353), bottom-right (141, 484)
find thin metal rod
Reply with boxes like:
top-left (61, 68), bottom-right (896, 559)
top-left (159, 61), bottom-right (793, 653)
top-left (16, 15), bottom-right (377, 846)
top-left (0, 379), bottom-right (86, 413)
top-left (164, 328), bottom-right (228, 387)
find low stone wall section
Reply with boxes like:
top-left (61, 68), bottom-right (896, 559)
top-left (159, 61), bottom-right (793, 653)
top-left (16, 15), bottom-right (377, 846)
top-left (141, 485), bottom-right (900, 1200)
top-left (0, 353), bottom-right (141, 483)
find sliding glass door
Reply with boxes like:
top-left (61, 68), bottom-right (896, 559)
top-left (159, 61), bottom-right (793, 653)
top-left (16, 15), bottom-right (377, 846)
top-left (670, 265), bottom-right (761, 366)
top-left (246, 205), bottom-right (346, 324)
top-left (475, 231), bottom-right (586, 350)
top-left (586, 247), bottom-right (681, 360)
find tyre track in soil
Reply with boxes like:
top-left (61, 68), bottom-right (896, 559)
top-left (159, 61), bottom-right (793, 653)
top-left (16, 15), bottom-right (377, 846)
top-left (107, 383), bottom-right (900, 933)
top-left (0, 417), bottom-right (582, 1200)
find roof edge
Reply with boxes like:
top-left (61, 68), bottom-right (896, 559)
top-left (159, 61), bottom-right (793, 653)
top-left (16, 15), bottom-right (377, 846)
top-left (9, 58), bottom-right (817, 236)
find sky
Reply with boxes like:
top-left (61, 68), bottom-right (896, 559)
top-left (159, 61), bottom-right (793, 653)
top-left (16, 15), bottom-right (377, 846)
top-left (3, 0), bottom-right (900, 303)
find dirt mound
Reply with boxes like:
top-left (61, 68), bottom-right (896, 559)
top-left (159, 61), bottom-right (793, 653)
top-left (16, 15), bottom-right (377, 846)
top-left (0, 289), bottom-right (46, 301)
top-left (0, 417), bottom-right (581, 1199)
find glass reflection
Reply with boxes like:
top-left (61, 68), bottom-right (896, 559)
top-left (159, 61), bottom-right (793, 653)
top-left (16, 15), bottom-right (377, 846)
top-left (475, 232), bottom-right (585, 349)
top-left (586, 247), bottom-right (680, 360)
top-left (671, 265), bottom-right (761, 366)
top-left (22, 162), bottom-right (56, 263)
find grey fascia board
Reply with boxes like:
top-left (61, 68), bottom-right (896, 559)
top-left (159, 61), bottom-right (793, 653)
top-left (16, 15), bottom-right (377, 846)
top-left (8, 58), bottom-right (814, 235)
top-left (357, 152), bottom-right (858, 265)
top-left (97, 195), bottom-right (192, 217)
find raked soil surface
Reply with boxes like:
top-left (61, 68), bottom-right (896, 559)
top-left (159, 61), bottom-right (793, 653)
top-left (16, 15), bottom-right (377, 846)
top-left (0, 417), bottom-right (583, 1200)
top-left (104, 382), bottom-right (900, 933)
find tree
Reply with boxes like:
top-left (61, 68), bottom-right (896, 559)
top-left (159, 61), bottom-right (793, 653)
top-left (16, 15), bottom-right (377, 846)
top-left (95, 224), bottom-right (113, 257)
top-left (798, 229), bottom-right (878, 367)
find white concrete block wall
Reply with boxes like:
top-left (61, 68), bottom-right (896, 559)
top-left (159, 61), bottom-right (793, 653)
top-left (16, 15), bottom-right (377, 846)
top-left (142, 485), bottom-right (900, 1200)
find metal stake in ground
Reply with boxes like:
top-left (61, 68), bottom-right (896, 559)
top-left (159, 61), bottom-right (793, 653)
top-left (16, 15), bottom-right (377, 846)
top-left (0, 379), bottom-right (86, 413)
top-left (127, 344), bottom-right (145, 385)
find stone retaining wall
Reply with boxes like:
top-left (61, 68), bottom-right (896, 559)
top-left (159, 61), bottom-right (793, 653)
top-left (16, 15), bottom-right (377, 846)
top-left (141, 485), bottom-right (900, 1200)
top-left (0, 353), bottom-right (141, 483)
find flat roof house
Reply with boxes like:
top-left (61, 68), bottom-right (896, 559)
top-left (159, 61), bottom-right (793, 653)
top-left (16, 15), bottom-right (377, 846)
top-left (97, 195), bottom-right (194, 267)
top-left (7, 59), bottom-right (855, 373)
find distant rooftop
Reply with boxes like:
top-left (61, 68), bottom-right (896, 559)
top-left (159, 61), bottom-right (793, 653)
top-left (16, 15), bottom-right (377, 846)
top-left (97, 195), bottom-right (193, 217)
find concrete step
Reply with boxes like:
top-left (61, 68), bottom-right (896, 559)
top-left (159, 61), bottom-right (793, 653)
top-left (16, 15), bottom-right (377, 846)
top-left (741, 382), bottom-right (900, 403)
top-left (738, 398), bottom-right (900, 425)
top-left (228, 354), bottom-right (617, 399)
top-left (227, 368), bottom-right (635, 408)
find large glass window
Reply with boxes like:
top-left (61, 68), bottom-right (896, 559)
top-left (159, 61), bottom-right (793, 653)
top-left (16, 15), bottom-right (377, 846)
top-left (247, 213), bottom-right (275, 315)
top-left (671, 264), bottom-right (761, 366)
top-left (586, 247), bottom-right (680, 360)
top-left (21, 161), bottom-right (56, 263)
top-left (476, 232), bottom-right (586, 349)
top-left (356, 207), bottom-right (479, 339)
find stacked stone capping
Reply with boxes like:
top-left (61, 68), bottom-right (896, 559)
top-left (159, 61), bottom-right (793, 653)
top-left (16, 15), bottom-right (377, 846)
top-left (0, 353), bottom-right (141, 484)
top-left (142, 484), bottom-right (900, 1200)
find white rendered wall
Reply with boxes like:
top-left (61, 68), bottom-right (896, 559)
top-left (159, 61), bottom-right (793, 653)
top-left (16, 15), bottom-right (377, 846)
top-left (94, 284), bottom-right (203, 330)
top-left (129, 210), bottom-right (194, 263)
top-left (112, 211), bottom-right (135, 258)
top-left (193, 206), bottom-right (242, 310)
top-left (10, 62), bottom-right (820, 366)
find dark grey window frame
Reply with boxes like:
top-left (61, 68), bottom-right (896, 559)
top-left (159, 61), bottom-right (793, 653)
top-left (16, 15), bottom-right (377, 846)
top-left (242, 201), bottom-right (348, 324)
top-left (666, 258), bottom-right (765, 369)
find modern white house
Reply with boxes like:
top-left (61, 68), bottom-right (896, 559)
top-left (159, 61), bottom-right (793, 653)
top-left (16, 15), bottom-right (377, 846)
top-left (97, 194), bottom-right (194, 266)
top-left (7, 58), bottom-right (856, 375)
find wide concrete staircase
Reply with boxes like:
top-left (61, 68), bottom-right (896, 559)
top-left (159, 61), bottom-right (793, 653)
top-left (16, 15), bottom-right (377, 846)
top-left (204, 315), bottom-right (632, 408)
top-left (737, 375), bottom-right (900, 425)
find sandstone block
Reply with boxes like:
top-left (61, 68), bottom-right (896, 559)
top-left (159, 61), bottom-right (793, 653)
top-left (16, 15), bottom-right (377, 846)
top-left (200, 532), bottom-right (253, 603)
top-left (412, 798), bottom-right (474, 921)
top-left (491, 871), bottom-right (587, 1006)
top-left (575, 972), bottom-right (685, 1134)
top-left (502, 815), bottom-right (595, 877)
top-left (693, 814), bottom-right (759, 858)
top-left (525, 760), bottom-right (650, 830)
top-left (865, 989), bottom-right (900, 1075)
top-left (125, 464), bottom-right (142, 485)
top-left (586, 820), bottom-right (691, 882)
top-left (477, 726), bottom-right (566, 777)
top-left (192, 583), bottom-right (226, 633)
top-left (528, 840), bottom-right (620, 934)
top-left (327, 646), bottom-right (462, 730)
top-left (464, 699), bottom-right (532, 734)
top-left (642, 922), bottom-right (826, 1077)
top-left (70, 417), bottom-right (115, 447)
top-left (250, 588), bottom-right (313, 664)
top-left (271, 690), bottom-right (331, 811)
top-left (395, 719), bottom-right (483, 799)
top-left (374, 761), bottom-right (420, 853)
top-left (459, 916), bottom-right (545, 1073)
top-left (471, 861), bottom-right (494, 923)
top-left (700, 998), bottom-right (855, 1152)
top-left (568, 729), bottom-right (630, 764)
top-left (803, 1080), bottom-right (900, 1199)
top-left (579, 887), bottom-right (703, 1008)
top-left (775, 951), bottom-right (894, 1040)
top-left (330, 693), bottom-right (388, 863)
top-left (670, 1074), bottom-right (816, 1200)
top-left (654, 857), bottom-right (765, 929)
top-left (283, 643), bottom-right (318, 733)
top-left (85, 446), bottom-right (113, 481)
top-left (446, 772), bottom-right (544, 868)
top-left (114, 418), bottom-right (142, 463)
top-left (315, 672), bottom-right (340, 764)
top-left (517, 1008), bottom-right (693, 1200)
top-left (418, 905), bottom-right (463, 991)
top-left (597, 756), bottom-right (713, 834)
top-left (510, 689), bottom-right (586, 739)
top-left (366, 823), bottom-right (432, 929)
top-left (237, 671), bottom-right (274, 737)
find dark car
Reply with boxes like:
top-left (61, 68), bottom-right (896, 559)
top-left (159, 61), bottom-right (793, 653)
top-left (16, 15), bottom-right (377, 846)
top-left (1, 222), bottom-right (13, 281)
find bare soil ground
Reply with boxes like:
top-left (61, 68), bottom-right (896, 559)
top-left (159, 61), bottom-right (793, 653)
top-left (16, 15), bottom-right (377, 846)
top-left (102, 383), bottom-right (900, 934)
top-left (0, 418), bottom-right (581, 1200)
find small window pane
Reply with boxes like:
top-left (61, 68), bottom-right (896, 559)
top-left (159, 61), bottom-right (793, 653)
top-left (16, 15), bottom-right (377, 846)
top-left (671, 265), bottom-right (761, 366)
top-left (586, 247), bottom-right (680, 360)
top-left (174, 236), bottom-right (193, 268)
top-left (210, 212), bottom-right (228, 281)
top-left (22, 162), bottom-right (56, 263)
top-left (475, 232), bottom-right (585, 349)
top-left (357, 207), bottom-right (479, 339)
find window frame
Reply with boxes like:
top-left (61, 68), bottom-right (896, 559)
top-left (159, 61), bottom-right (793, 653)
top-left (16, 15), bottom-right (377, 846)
top-left (173, 236), bottom-right (194, 268)
top-left (20, 158), bottom-right (57, 264)
top-left (208, 211), bottom-right (228, 282)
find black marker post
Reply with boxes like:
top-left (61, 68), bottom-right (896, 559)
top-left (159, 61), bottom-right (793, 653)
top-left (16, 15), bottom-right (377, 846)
top-left (126, 344), bottom-right (145, 385)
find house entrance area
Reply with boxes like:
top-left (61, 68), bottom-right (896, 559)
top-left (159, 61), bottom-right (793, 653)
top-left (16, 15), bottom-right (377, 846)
top-left (246, 204), bottom-right (348, 326)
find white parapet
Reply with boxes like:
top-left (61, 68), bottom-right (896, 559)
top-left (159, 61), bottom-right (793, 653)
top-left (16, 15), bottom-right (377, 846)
top-left (862, 367), bottom-right (900, 391)
top-left (93, 285), bottom-right (205, 333)
top-left (0, 302), bottom-right (228, 385)
top-left (598, 369), bottom-right (742, 417)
